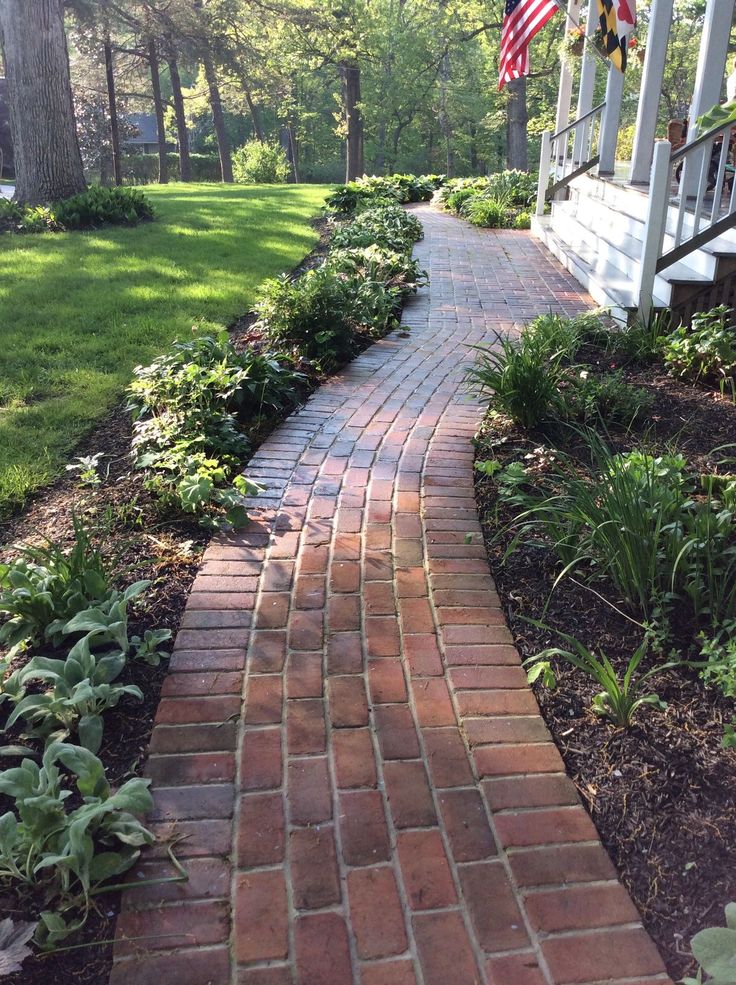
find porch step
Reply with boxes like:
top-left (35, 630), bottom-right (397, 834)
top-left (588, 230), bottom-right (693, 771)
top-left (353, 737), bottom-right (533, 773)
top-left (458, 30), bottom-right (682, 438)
top-left (530, 215), bottom-right (668, 321)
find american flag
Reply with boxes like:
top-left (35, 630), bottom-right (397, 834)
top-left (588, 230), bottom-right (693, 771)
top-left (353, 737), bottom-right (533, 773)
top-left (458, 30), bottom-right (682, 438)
top-left (499, 0), bottom-right (559, 91)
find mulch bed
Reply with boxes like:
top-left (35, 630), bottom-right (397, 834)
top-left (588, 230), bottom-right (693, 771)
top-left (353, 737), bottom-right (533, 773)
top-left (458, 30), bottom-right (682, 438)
top-left (474, 353), bottom-right (736, 980)
top-left (0, 218), bottom-right (338, 985)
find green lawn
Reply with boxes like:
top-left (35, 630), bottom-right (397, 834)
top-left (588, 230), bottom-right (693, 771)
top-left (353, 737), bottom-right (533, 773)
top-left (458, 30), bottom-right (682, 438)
top-left (0, 183), bottom-right (329, 516)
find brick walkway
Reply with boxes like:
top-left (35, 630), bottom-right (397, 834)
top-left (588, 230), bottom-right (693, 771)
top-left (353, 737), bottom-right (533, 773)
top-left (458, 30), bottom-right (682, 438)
top-left (112, 207), bottom-right (673, 985)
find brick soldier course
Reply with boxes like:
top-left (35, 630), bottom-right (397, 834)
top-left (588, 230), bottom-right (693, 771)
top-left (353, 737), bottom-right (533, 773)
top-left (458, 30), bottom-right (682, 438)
top-left (112, 206), bottom-right (674, 985)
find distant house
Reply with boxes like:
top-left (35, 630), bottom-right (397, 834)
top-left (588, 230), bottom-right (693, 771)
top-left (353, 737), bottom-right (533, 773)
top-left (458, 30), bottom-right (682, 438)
top-left (125, 113), bottom-right (176, 154)
top-left (0, 78), bottom-right (14, 177)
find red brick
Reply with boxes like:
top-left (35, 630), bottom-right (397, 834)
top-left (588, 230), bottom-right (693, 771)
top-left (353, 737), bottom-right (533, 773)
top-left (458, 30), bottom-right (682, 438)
top-left (161, 671), bottom-right (242, 697)
top-left (169, 649), bottom-right (244, 673)
top-left (411, 678), bottom-right (456, 727)
top-left (339, 790), bottom-right (391, 865)
top-left (286, 652), bottom-right (323, 698)
top-left (434, 590), bottom-right (499, 608)
top-left (395, 513), bottom-right (421, 537)
top-left (192, 574), bottom-right (258, 594)
top-left (234, 869), bottom-right (288, 962)
top-left (394, 538), bottom-right (423, 566)
top-left (455, 689), bottom-right (538, 717)
top-left (330, 560), bottom-right (361, 593)
top-left (360, 961), bottom-right (417, 985)
top-left (509, 843), bottom-right (618, 887)
top-left (255, 592), bottom-right (291, 629)
top-left (115, 900), bottom-right (229, 954)
top-left (443, 625), bottom-right (513, 646)
top-left (365, 552), bottom-right (393, 581)
top-left (237, 968), bottom-right (292, 985)
top-left (438, 789), bottom-right (496, 862)
top-left (542, 927), bottom-right (666, 983)
top-left (326, 631), bottom-right (363, 674)
top-left (374, 705), bottom-right (420, 759)
top-left (333, 728), bottom-right (377, 788)
top-left (399, 598), bottom-right (434, 634)
top-left (396, 567), bottom-right (427, 598)
top-left (396, 492), bottom-right (419, 512)
top-left (309, 496), bottom-right (337, 520)
top-left (473, 742), bottom-right (564, 777)
top-left (333, 533), bottom-right (362, 561)
top-left (464, 715), bottom-right (549, 746)
top-left (364, 582), bottom-right (396, 615)
top-left (175, 628), bottom-right (250, 649)
top-left (241, 728), bottom-right (282, 791)
top-left (288, 610), bottom-right (323, 650)
top-left (237, 792), bottom-right (284, 867)
top-left (187, 592), bottom-right (255, 611)
top-left (124, 857), bottom-right (229, 905)
top-left (109, 948), bottom-right (229, 985)
top-left (145, 752), bottom-right (235, 786)
top-left (295, 913), bottom-right (352, 985)
top-left (348, 867), bottom-right (408, 959)
top-left (495, 806), bottom-right (598, 848)
top-left (449, 665), bottom-right (527, 690)
top-left (459, 860), bottom-right (528, 951)
top-left (245, 675), bottom-right (283, 724)
top-left (412, 911), bottom-right (481, 985)
top-left (397, 830), bottom-right (457, 909)
top-left (155, 695), bottom-right (240, 726)
top-left (525, 882), bottom-right (640, 934)
top-left (261, 561), bottom-right (294, 592)
top-left (329, 675), bottom-right (369, 727)
top-left (368, 660), bottom-right (407, 704)
top-left (486, 952), bottom-right (547, 985)
top-left (288, 757), bottom-right (332, 824)
top-left (366, 616), bottom-right (401, 657)
top-left (289, 826), bottom-right (340, 909)
top-left (422, 728), bottom-right (474, 787)
top-left (445, 644), bottom-right (520, 666)
top-left (366, 526), bottom-right (391, 550)
top-left (482, 773), bottom-right (579, 810)
top-left (383, 761), bottom-right (436, 828)
top-left (250, 631), bottom-right (287, 672)
top-left (148, 818), bottom-right (231, 859)
top-left (294, 574), bottom-right (325, 609)
top-left (300, 545), bottom-right (329, 574)
top-left (328, 593), bottom-right (362, 631)
top-left (150, 722), bottom-right (237, 754)
top-left (287, 698), bottom-right (326, 754)
top-left (404, 635), bottom-right (444, 676)
top-left (151, 784), bottom-right (234, 821)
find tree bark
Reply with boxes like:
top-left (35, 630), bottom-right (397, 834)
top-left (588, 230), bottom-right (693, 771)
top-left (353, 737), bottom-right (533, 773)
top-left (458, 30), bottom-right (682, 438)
top-left (168, 55), bottom-right (191, 181)
top-left (506, 76), bottom-right (529, 171)
top-left (148, 39), bottom-right (168, 184)
top-left (340, 61), bottom-right (364, 182)
top-left (104, 39), bottom-right (121, 186)
top-left (438, 52), bottom-right (455, 177)
top-left (203, 54), bottom-right (233, 182)
top-left (0, 0), bottom-right (86, 204)
top-left (244, 87), bottom-right (265, 142)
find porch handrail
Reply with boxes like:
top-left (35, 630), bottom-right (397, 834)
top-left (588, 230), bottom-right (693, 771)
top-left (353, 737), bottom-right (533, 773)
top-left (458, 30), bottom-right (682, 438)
top-left (637, 117), bottom-right (736, 318)
top-left (535, 102), bottom-right (606, 215)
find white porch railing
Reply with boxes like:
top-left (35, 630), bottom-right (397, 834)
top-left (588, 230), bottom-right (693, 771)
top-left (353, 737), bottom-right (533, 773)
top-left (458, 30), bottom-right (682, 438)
top-left (535, 102), bottom-right (606, 216)
top-left (638, 118), bottom-right (736, 317)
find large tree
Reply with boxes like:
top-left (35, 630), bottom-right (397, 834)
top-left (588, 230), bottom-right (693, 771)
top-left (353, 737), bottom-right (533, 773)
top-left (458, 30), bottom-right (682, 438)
top-left (0, 0), bottom-right (87, 203)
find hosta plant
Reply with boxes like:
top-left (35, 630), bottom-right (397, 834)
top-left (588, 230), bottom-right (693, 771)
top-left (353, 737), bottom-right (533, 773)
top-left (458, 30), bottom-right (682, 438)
top-left (683, 902), bottom-right (736, 984)
top-left (663, 305), bottom-right (736, 385)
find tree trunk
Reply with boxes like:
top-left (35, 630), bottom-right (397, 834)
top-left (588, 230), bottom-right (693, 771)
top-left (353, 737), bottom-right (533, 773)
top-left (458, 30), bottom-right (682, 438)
top-left (203, 54), bottom-right (233, 182)
top-left (168, 55), bottom-right (191, 181)
top-left (148, 39), bottom-right (168, 184)
top-left (506, 76), bottom-right (529, 171)
top-left (340, 61), bottom-right (364, 182)
top-left (438, 52), bottom-right (455, 177)
top-left (244, 87), bottom-right (265, 142)
top-left (0, 0), bottom-right (86, 204)
top-left (104, 39), bottom-right (121, 186)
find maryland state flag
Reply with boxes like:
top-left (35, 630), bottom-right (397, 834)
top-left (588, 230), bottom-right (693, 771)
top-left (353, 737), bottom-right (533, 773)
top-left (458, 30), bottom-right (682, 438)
top-left (596, 0), bottom-right (636, 72)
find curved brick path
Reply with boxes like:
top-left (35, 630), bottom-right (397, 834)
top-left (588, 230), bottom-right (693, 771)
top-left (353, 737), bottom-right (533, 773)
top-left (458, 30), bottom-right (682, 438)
top-left (112, 207), bottom-right (673, 985)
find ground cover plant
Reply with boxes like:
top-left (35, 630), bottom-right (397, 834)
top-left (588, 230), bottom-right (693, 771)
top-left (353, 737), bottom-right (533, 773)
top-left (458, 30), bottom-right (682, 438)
top-left (324, 173), bottom-right (443, 215)
top-left (0, 183), bottom-right (329, 518)
top-left (0, 186), bottom-right (153, 234)
top-left (470, 305), bottom-right (736, 980)
top-left (438, 170), bottom-right (537, 229)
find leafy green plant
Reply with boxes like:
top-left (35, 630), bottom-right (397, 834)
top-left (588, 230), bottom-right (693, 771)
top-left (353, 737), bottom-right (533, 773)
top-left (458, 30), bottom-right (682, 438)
top-left (682, 901), bottom-right (736, 984)
top-left (232, 139), bottom-right (290, 184)
top-left (612, 307), bottom-right (674, 363)
top-left (696, 623), bottom-right (736, 698)
top-left (0, 742), bottom-right (153, 942)
top-left (325, 245), bottom-right (427, 296)
top-left (65, 453), bottom-right (106, 487)
top-left (663, 305), bottom-right (736, 385)
top-left (559, 369), bottom-right (653, 427)
top-left (52, 186), bottom-right (153, 230)
top-left (330, 203), bottom-right (423, 253)
top-left (524, 627), bottom-right (677, 727)
top-left (0, 519), bottom-right (111, 650)
top-left (462, 196), bottom-right (510, 228)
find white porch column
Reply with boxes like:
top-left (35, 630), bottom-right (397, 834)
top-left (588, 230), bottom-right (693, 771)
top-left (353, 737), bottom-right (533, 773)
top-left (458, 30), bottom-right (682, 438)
top-left (598, 64), bottom-right (624, 175)
top-left (572, 1), bottom-right (600, 164)
top-left (554, 0), bottom-right (582, 135)
top-left (682, 0), bottom-right (736, 197)
top-left (629, 0), bottom-right (675, 185)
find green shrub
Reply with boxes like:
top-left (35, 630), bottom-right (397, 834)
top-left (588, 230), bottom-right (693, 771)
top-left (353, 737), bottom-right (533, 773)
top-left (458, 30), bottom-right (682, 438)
top-left (610, 308), bottom-right (674, 363)
top-left (121, 153), bottom-right (223, 184)
top-left (513, 211), bottom-right (532, 230)
top-left (698, 627), bottom-right (736, 699)
top-left (484, 169), bottom-right (537, 206)
top-left (53, 185), bottom-right (153, 229)
top-left (325, 173), bottom-right (439, 215)
top-left (560, 369), bottom-right (653, 427)
top-left (331, 203), bottom-right (423, 253)
top-left (232, 139), bottom-right (290, 184)
top-left (663, 304), bottom-right (736, 384)
top-left (325, 245), bottom-right (427, 296)
top-left (462, 197), bottom-right (510, 228)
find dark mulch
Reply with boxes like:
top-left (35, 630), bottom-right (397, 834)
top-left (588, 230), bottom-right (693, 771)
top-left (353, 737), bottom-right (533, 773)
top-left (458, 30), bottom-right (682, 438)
top-left (474, 357), bottom-right (736, 980)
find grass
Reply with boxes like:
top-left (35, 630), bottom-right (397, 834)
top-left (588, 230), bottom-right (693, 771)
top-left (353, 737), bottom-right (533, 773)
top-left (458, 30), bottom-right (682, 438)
top-left (0, 183), bottom-right (330, 516)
